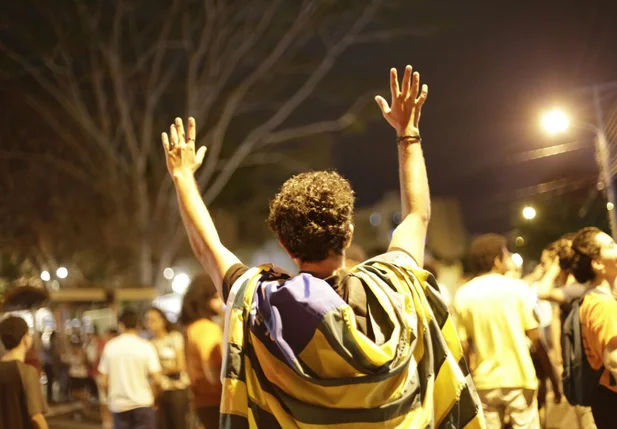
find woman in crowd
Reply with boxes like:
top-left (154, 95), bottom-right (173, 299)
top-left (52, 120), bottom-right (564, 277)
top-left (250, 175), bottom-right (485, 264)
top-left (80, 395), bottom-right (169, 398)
top-left (66, 340), bottom-right (92, 419)
top-left (144, 307), bottom-right (191, 429)
top-left (561, 227), bottom-right (617, 429)
top-left (180, 274), bottom-right (224, 429)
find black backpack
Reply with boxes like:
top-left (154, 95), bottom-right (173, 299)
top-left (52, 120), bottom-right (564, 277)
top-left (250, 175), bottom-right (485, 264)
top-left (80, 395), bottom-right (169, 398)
top-left (561, 289), bottom-right (608, 406)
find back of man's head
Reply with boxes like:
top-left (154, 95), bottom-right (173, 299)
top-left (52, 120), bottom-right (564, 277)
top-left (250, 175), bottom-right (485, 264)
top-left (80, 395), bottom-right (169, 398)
top-left (119, 308), bottom-right (139, 331)
top-left (469, 234), bottom-right (507, 276)
top-left (267, 171), bottom-right (355, 262)
top-left (0, 316), bottom-right (30, 351)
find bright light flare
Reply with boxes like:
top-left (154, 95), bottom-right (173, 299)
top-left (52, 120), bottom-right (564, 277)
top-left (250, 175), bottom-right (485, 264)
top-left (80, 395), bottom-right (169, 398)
top-left (541, 109), bottom-right (570, 135)
top-left (608, 202), bottom-right (615, 211)
top-left (163, 268), bottom-right (175, 280)
top-left (56, 267), bottom-right (68, 279)
top-left (40, 271), bottom-right (51, 282)
top-left (522, 206), bottom-right (537, 220)
top-left (512, 253), bottom-right (524, 268)
top-left (172, 273), bottom-right (190, 294)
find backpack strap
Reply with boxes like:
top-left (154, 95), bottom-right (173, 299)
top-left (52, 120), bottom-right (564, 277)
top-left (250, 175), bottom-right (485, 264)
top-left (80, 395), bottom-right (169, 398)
top-left (578, 288), bottom-right (615, 383)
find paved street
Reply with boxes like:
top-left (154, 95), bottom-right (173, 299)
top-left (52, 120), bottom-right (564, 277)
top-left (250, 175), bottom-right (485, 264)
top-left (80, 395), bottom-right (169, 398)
top-left (49, 415), bottom-right (102, 429)
top-left (46, 401), bottom-right (581, 429)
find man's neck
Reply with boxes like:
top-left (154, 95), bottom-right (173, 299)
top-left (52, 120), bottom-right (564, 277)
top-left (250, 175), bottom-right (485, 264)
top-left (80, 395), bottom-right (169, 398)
top-left (590, 275), bottom-right (615, 295)
top-left (1, 347), bottom-right (26, 363)
top-left (298, 255), bottom-right (345, 279)
top-left (122, 329), bottom-right (138, 336)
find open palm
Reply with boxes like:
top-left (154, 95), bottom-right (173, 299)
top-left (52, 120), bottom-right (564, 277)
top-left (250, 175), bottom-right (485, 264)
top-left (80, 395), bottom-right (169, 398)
top-left (375, 65), bottom-right (428, 137)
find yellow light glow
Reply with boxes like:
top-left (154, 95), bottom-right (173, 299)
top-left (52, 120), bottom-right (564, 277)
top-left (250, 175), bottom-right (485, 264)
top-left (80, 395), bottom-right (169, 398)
top-left (541, 109), bottom-right (570, 134)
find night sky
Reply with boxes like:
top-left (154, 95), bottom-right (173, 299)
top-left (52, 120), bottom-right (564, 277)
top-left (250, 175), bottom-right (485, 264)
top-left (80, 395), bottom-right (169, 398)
top-left (334, 0), bottom-right (617, 233)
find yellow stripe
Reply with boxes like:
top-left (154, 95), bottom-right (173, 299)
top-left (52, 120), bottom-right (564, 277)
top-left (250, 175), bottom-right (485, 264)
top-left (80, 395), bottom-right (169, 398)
top-left (433, 354), bottom-right (465, 426)
top-left (297, 328), bottom-right (362, 378)
top-left (220, 377), bottom-right (248, 418)
top-left (441, 317), bottom-right (463, 362)
top-left (250, 332), bottom-right (410, 409)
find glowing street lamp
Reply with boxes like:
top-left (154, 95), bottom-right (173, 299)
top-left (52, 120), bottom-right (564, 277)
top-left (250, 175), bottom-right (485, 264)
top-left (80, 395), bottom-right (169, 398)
top-left (539, 105), bottom-right (617, 239)
top-left (163, 268), bottom-right (175, 280)
top-left (56, 267), bottom-right (68, 279)
top-left (522, 206), bottom-right (536, 220)
top-left (172, 273), bottom-right (190, 295)
top-left (541, 109), bottom-right (570, 135)
top-left (40, 271), bottom-right (51, 282)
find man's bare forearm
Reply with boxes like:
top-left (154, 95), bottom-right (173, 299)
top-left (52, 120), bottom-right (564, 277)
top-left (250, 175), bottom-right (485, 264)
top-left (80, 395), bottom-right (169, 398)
top-left (398, 142), bottom-right (430, 222)
top-left (173, 171), bottom-right (239, 293)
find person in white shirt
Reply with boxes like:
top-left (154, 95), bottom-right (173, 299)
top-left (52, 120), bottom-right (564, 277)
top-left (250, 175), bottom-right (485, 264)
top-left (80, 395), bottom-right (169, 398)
top-left (98, 309), bottom-right (162, 429)
top-left (455, 234), bottom-right (562, 429)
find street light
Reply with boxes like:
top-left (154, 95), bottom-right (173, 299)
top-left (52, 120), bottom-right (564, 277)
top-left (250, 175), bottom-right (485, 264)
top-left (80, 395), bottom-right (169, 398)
top-left (40, 271), bottom-right (51, 282)
top-left (540, 108), bottom-right (617, 239)
top-left (56, 267), bottom-right (68, 279)
top-left (541, 109), bottom-right (570, 134)
top-left (172, 273), bottom-right (190, 295)
top-left (522, 206), bottom-right (536, 220)
top-left (163, 268), bottom-right (175, 280)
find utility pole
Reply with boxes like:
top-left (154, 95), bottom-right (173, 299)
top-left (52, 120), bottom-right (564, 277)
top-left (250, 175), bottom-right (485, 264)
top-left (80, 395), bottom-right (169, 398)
top-left (591, 85), bottom-right (617, 240)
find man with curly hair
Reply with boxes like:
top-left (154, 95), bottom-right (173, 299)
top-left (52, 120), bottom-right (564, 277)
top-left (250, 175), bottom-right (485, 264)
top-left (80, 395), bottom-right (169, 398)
top-left (163, 66), bottom-right (484, 428)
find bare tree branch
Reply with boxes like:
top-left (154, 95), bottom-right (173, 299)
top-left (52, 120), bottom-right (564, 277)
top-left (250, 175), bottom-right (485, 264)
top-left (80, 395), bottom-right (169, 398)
top-left (202, 0), bottom-right (384, 203)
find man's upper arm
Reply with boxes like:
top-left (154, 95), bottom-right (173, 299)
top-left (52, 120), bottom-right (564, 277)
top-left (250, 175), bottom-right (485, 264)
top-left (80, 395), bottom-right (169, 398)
top-left (388, 214), bottom-right (427, 267)
top-left (24, 366), bottom-right (48, 416)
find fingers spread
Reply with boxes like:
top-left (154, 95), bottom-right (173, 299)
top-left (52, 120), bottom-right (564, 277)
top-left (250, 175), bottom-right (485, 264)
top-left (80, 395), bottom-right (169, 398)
top-left (401, 65), bottom-right (412, 97)
top-left (161, 132), bottom-right (170, 151)
top-left (170, 124), bottom-right (179, 146)
top-left (196, 146), bottom-right (207, 164)
top-left (416, 84), bottom-right (428, 107)
top-left (374, 96), bottom-right (391, 115)
top-left (389, 68), bottom-right (400, 100)
top-left (410, 72), bottom-right (420, 101)
top-left (188, 117), bottom-right (196, 142)
top-left (175, 117), bottom-right (185, 143)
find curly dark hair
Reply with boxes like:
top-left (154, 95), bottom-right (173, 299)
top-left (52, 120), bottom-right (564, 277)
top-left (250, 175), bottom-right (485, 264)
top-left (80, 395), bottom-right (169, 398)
top-left (554, 238), bottom-right (575, 271)
top-left (267, 171), bottom-right (355, 262)
top-left (468, 234), bottom-right (507, 275)
top-left (179, 274), bottom-right (219, 326)
top-left (565, 227), bottom-right (603, 283)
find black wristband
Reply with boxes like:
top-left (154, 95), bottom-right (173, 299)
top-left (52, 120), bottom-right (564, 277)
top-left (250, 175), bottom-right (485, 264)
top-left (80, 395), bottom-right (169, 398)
top-left (397, 135), bottom-right (422, 144)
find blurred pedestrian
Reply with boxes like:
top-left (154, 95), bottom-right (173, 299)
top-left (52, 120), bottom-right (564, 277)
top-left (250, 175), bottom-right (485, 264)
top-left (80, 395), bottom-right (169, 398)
top-left (98, 309), bottom-right (162, 429)
top-left (564, 227), bottom-right (617, 429)
top-left (42, 332), bottom-right (60, 404)
top-left (145, 307), bottom-right (190, 429)
top-left (0, 316), bottom-right (49, 429)
top-left (455, 234), bottom-right (562, 429)
top-left (179, 274), bottom-right (224, 429)
top-left (97, 328), bottom-right (118, 429)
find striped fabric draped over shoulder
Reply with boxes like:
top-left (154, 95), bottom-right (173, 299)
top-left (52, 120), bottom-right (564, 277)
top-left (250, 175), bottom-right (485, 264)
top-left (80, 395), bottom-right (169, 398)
top-left (220, 251), bottom-right (485, 429)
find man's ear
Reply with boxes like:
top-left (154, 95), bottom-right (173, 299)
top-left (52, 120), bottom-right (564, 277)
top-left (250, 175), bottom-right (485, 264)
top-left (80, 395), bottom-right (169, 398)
top-left (592, 258), bottom-right (605, 274)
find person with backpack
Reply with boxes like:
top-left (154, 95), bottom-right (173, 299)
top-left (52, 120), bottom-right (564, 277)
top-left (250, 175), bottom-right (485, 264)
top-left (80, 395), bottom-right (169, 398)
top-left (561, 227), bottom-right (617, 429)
top-left (161, 65), bottom-right (486, 428)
